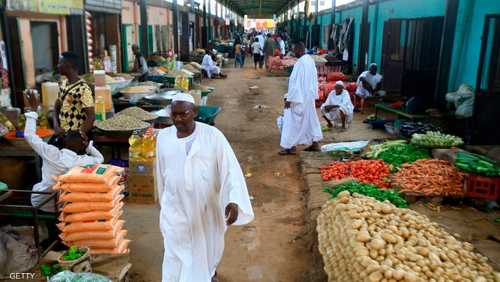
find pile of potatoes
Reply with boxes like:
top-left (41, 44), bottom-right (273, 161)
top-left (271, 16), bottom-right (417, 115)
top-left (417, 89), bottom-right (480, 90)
top-left (317, 192), bottom-right (499, 282)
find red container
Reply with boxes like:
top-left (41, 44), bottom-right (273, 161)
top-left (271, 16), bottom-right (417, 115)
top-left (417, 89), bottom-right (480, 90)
top-left (327, 72), bottom-right (346, 82)
top-left (465, 174), bottom-right (500, 200)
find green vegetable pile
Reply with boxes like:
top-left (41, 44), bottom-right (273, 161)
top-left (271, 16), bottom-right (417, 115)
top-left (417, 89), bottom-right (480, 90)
top-left (364, 140), bottom-right (429, 169)
top-left (411, 131), bottom-right (463, 148)
top-left (62, 246), bottom-right (87, 261)
top-left (455, 151), bottom-right (500, 176)
top-left (323, 180), bottom-right (408, 208)
top-left (40, 263), bottom-right (63, 277)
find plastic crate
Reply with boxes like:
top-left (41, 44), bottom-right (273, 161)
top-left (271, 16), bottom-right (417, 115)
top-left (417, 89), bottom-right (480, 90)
top-left (465, 174), bottom-right (500, 200)
top-left (195, 106), bottom-right (221, 125)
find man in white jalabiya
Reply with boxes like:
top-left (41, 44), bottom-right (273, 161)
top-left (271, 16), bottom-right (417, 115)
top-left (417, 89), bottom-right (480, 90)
top-left (355, 63), bottom-right (384, 112)
top-left (201, 50), bottom-right (226, 79)
top-left (320, 81), bottom-right (354, 130)
top-left (279, 42), bottom-right (323, 155)
top-left (155, 93), bottom-right (254, 282)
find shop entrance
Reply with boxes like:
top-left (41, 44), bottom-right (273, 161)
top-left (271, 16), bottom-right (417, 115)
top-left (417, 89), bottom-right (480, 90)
top-left (30, 22), bottom-right (59, 76)
top-left (381, 17), bottom-right (444, 101)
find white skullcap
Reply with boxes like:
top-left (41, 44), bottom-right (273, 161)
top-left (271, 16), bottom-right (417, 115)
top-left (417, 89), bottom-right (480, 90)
top-left (172, 93), bottom-right (195, 104)
top-left (335, 81), bottom-right (344, 87)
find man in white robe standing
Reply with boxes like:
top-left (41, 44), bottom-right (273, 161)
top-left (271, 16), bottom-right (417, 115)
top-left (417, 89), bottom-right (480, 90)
top-left (155, 93), bottom-right (254, 282)
top-left (279, 42), bottom-right (323, 155)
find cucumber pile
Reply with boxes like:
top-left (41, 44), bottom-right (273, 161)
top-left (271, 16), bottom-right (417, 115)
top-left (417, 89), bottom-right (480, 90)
top-left (455, 151), bottom-right (500, 176)
top-left (411, 131), bottom-right (463, 148)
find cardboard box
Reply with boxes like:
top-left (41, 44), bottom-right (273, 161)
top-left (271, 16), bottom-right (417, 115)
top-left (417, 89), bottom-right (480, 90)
top-left (127, 159), bottom-right (157, 204)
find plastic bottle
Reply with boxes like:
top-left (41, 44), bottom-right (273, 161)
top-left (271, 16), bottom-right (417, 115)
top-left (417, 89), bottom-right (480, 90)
top-left (95, 97), bottom-right (106, 121)
top-left (128, 130), bottom-right (142, 161)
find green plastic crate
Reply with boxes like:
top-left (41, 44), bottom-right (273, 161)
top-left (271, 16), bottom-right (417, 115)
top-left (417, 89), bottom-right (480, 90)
top-left (195, 106), bottom-right (221, 125)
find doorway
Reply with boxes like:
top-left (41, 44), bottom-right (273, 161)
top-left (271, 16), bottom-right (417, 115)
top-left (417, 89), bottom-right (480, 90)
top-left (30, 22), bottom-right (59, 76)
top-left (473, 15), bottom-right (500, 144)
top-left (381, 17), bottom-right (444, 102)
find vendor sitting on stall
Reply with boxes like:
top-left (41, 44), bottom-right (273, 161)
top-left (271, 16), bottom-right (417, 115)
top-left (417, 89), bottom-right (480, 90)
top-left (54, 52), bottom-right (95, 141)
top-left (321, 81), bottom-right (354, 130)
top-left (202, 49), bottom-right (227, 79)
top-left (355, 63), bottom-right (384, 112)
top-left (23, 91), bottom-right (104, 212)
top-left (132, 44), bottom-right (149, 81)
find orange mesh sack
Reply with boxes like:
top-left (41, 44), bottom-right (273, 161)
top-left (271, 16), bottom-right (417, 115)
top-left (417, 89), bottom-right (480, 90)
top-left (58, 185), bottom-right (124, 203)
top-left (57, 164), bottom-right (123, 185)
top-left (54, 175), bottom-right (121, 193)
top-left (71, 230), bottom-right (128, 249)
top-left (60, 220), bottom-right (125, 242)
top-left (59, 202), bottom-right (124, 223)
top-left (57, 217), bottom-right (119, 234)
top-left (61, 195), bottom-right (124, 213)
top-left (90, 240), bottom-right (131, 255)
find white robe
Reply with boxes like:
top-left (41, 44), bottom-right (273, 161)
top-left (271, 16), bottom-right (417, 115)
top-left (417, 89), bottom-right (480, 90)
top-left (356, 70), bottom-right (383, 98)
top-left (155, 122), bottom-right (254, 282)
top-left (320, 89), bottom-right (354, 124)
top-left (280, 54), bottom-right (323, 149)
top-left (201, 54), bottom-right (221, 78)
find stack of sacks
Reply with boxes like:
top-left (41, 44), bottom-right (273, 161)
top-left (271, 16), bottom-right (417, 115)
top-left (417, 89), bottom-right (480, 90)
top-left (54, 164), bottom-right (130, 255)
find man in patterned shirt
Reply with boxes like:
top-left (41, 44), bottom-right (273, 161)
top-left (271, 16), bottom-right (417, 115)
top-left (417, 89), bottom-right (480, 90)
top-left (53, 52), bottom-right (95, 140)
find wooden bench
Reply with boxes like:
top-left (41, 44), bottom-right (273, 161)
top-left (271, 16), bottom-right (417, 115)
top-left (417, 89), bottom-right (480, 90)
top-left (374, 103), bottom-right (428, 120)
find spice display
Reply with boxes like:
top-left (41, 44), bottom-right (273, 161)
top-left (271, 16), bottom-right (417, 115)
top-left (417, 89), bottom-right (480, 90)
top-left (455, 151), bottom-right (500, 176)
top-left (320, 160), bottom-right (391, 188)
top-left (116, 106), bottom-right (158, 121)
top-left (120, 85), bottom-right (157, 95)
top-left (392, 159), bottom-right (465, 196)
top-left (95, 115), bottom-right (149, 132)
top-left (323, 181), bottom-right (408, 208)
top-left (317, 193), bottom-right (499, 282)
top-left (411, 131), bottom-right (463, 148)
top-left (364, 140), bottom-right (429, 169)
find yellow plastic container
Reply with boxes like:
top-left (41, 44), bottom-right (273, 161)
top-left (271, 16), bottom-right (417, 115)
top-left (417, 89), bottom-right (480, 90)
top-left (94, 85), bottom-right (113, 112)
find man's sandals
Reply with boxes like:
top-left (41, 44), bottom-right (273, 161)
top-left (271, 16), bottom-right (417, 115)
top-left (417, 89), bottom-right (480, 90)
top-left (212, 272), bottom-right (219, 282)
top-left (304, 143), bottom-right (320, 152)
top-left (279, 147), bottom-right (296, 155)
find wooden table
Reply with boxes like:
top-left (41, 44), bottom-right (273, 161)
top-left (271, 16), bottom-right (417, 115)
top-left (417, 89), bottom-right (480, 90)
top-left (93, 132), bottom-right (131, 160)
top-left (374, 103), bottom-right (428, 120)
top-left (0, 141), bottom-right (42, 181)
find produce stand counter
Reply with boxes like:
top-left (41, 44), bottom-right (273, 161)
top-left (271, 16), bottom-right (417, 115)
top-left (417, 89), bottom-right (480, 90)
top-left (0, 141), bottom-right (42, 180)
top-left (374, 103), bottom-right (428, 120)
top-left (0, 189), bottom-right (58, 256)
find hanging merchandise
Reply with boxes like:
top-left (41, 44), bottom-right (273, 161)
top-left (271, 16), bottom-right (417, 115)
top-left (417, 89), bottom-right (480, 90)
top-left (86, 12), bottom-right (94, 72)
top-left (337, 18), bottom-right (354, 63)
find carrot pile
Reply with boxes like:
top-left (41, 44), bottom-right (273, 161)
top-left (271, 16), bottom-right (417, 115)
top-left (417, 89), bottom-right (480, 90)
top-left (320, 160), bottom-right (391, 188)
top-left (392, 159), bottom-right (465, 196)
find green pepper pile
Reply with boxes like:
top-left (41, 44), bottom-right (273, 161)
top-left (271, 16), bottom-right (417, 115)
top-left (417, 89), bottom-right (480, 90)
top-left (40, 263), bottom-right (63, 277)
top-left (62, 246), bottom-right (86, 261)
top-left (364, 140), bottom-right (429, 170)
top-left (323, 181), bottom-right (408, 208)
top-left (455, 151), bottom-right (500, 176)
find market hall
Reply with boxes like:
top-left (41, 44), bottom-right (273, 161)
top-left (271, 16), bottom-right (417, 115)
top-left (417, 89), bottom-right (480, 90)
top-left (1, 0), bottom-right (500, 281)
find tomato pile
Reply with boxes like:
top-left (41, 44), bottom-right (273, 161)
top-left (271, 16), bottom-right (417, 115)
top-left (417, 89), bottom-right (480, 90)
top-left (320, 159), bottom-right (391, 188)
